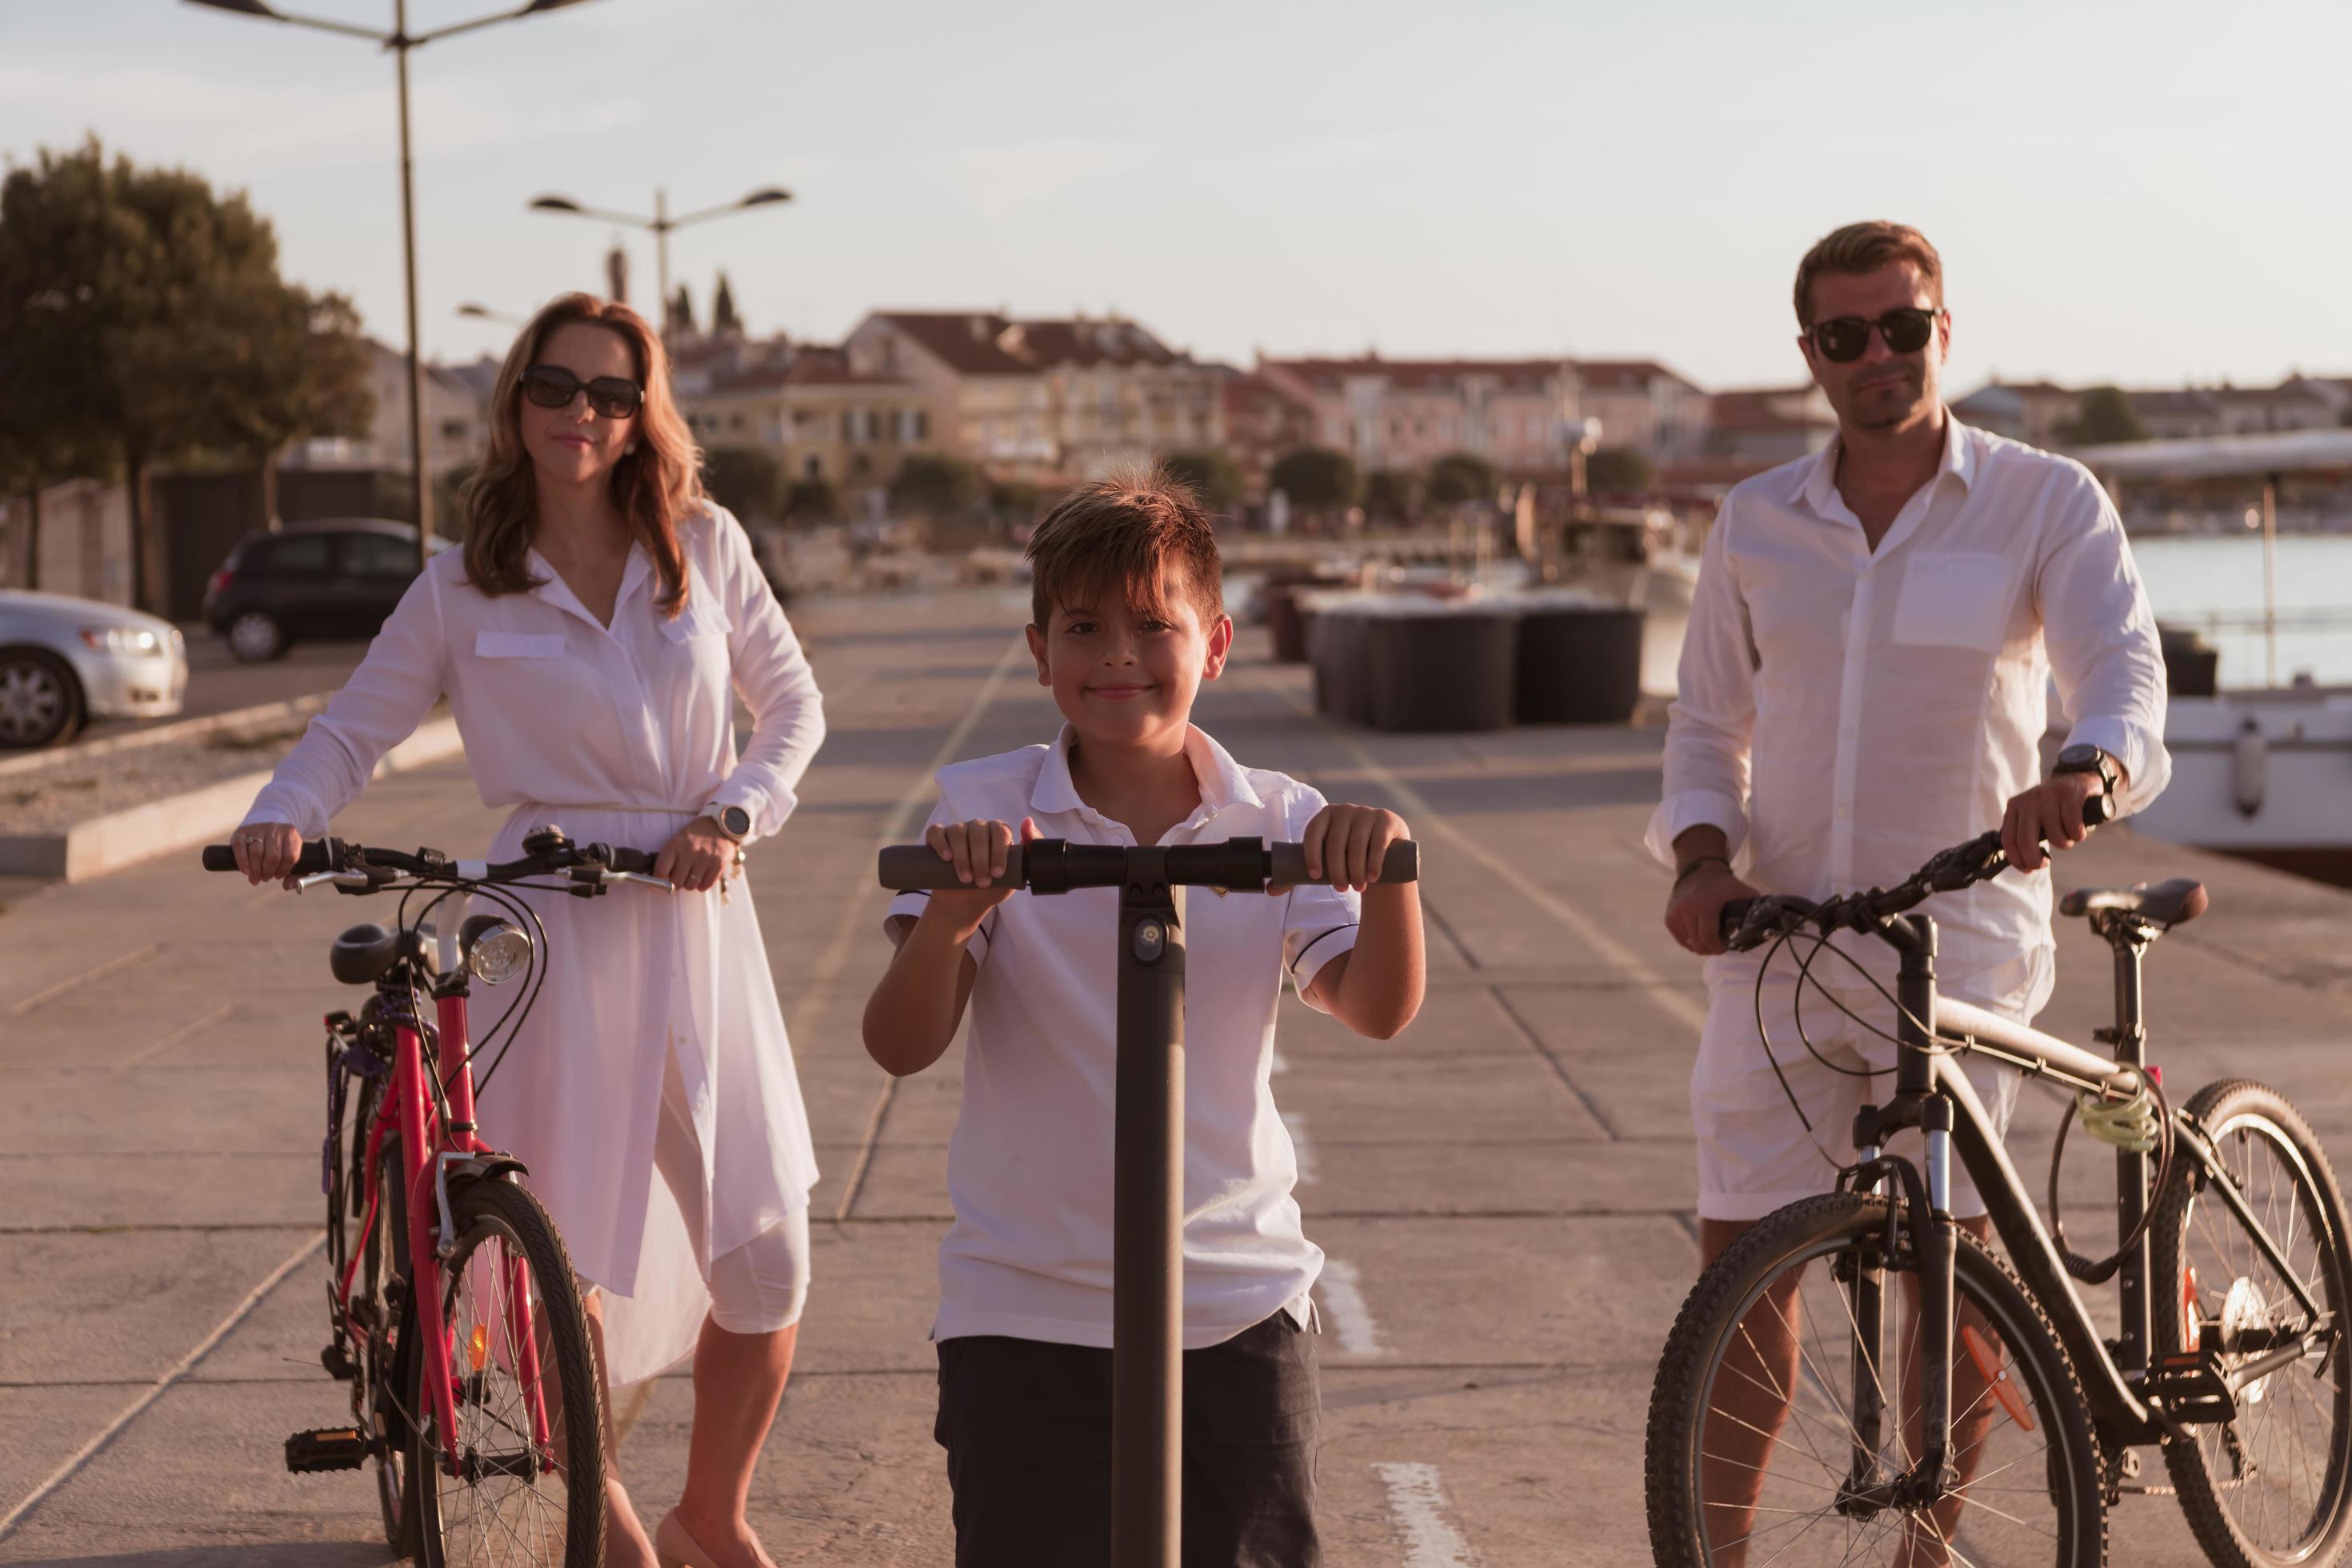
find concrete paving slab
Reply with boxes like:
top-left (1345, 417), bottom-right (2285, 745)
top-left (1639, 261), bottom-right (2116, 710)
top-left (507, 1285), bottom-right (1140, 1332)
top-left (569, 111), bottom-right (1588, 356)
top-left (1294, 1137), bottom-right (1695, 1218)
top-left (1276, 1048), bottom-right (1613, 1144)
top-left (0, 1154), bottom-right (318, 1230)
top-left (0, 1070), bottom-right (314, 1158)
top-left (0, 1229), bottom-right (319, 1386)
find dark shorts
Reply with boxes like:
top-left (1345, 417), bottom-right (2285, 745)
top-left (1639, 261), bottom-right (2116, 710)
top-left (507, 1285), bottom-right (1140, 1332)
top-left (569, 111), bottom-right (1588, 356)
top-left (934, 1312), bottom-right (1322, 1568)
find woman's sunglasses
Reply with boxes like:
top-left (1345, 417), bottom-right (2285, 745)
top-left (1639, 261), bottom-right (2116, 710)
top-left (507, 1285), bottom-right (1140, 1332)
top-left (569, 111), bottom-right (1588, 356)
top-left (1806, 307), bottom-right (1942, 364)
top-left (520, 363), bottom-right (645, 419)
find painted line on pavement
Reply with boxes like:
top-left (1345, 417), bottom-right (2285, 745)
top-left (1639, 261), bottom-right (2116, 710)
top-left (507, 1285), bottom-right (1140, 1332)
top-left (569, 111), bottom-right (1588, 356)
top-left (1375, 1461), bottom-right (1480, 1566)
top-left (1262, 676), bottom-right (1705, 1034)
top-left (6, 944), bottom-right (161, 1018)
top-left (827, 634), bottom-right (1030, 1224)
top-left (115, 1002), bottom-right (234, 1072)
top-left (0, 1229), bottom-right (324, 1542)
top-left (1316, 1257), bottom-right (1385, 1355)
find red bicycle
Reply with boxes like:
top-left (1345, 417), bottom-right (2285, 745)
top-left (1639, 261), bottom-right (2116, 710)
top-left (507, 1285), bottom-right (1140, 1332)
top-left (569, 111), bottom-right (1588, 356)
top-left (204, 825), bottom-right (670, 1566)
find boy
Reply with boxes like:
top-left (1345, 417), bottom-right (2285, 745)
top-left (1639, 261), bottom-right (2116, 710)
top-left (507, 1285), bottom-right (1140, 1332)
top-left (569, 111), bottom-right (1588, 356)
top-left (862, 466), bottom-right (1425, 1567)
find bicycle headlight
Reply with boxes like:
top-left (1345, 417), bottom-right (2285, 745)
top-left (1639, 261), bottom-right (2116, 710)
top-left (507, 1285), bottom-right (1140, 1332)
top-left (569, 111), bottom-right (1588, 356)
top-left (466, 922), bottom-right (533, 986)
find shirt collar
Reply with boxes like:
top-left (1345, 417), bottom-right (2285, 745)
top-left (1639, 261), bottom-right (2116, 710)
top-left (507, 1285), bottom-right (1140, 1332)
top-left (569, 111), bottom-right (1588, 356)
top-left (525, 540), bottom-right (652, 631)
top-left (1800, 405), bottom-right (1976, 520)
top-left (1030, 722), bottom-right (1264, 824)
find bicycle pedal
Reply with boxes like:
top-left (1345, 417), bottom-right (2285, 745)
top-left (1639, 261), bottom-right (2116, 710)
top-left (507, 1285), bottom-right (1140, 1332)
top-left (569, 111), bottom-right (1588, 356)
top-left (285, 1426), bottom-right (371, 1473)
top-left (320, 1342), bottom-right (357, 1382)
top-left (2148, 1350), bottom-right (2238, 1425)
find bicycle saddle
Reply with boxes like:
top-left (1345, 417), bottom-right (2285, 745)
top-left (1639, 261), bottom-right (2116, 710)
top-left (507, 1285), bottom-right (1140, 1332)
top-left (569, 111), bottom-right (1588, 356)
top-left (2058, 878), bottom-right (2208, 929)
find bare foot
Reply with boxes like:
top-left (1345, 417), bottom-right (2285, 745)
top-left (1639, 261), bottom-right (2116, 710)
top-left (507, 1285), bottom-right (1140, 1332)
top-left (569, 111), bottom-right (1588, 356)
top-left (605, 1475), bottom-right (659, 1568)
top-left (668, 1503), bottom-right (778, 1568)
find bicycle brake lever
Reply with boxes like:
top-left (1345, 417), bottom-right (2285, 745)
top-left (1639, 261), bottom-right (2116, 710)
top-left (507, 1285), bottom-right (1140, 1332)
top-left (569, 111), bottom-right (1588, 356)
top-left (606, 871), bottom-right (674, 893)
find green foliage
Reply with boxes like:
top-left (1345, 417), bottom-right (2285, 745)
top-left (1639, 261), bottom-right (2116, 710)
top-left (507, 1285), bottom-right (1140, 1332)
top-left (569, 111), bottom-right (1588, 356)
top-left (782, 476), bottom-right (841, 524)
top-left (1422, 450), bottom-right (1499, 506)
top-left (1159, 450), bottom-right (1242, 514)
top-left (988, 478), bottom-right (1046, 521)
top-left (1584, 446), bottom-right (1654, 491)
top-left (889, 453), bottom-right (983, 517)
top-left (2057, 386), bottom-right (2149, 447)
top-left (702, 445), bottom-right (785, 521)
top-left (1360, 468), bottom-right (1422, 522)
top-left (1267, 446), bottom-right (1359, 510)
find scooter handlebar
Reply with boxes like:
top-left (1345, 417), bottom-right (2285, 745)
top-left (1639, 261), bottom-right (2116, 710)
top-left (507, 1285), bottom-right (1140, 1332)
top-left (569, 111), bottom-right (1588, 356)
top-left (878, 838), bottom-right (1419, 893)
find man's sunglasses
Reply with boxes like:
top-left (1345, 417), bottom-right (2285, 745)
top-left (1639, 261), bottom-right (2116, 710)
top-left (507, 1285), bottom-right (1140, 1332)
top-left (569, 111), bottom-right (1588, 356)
top-left (520, 364), bottom-right (645, 419)
top-left (1806, 307), bottom-right (1942, 363)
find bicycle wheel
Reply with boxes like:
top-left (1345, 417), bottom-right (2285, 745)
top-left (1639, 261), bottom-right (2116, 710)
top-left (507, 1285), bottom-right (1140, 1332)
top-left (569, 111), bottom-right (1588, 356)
top-left (2152, 1079), bottom-right (2352, 1567)
top-left (406, 1175), bottom-right (605, 1568)
top-left (352, 1090), bottom-right (422, 1558)
top-left (1647, 1192), bottom-right (2106, 1566)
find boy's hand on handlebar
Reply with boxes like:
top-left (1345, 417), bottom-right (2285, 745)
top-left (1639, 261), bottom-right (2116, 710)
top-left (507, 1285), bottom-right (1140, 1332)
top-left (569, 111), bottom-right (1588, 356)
top-left (233, 822), bottom-right (305, 890)
top-left (922, 817), bottom-right (1038, 937)
top-left (2002, 773), bottom-right (2108, 874)
top-left (1666, 861), bottom-right (1759, 956)
top-left (1282, 804), bottom-right (1410, 894)
top-left (656, 816), bottom-right (735, 894)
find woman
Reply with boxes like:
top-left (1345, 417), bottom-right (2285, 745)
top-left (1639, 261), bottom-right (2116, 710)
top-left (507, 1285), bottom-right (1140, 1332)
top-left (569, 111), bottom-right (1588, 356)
top-left (233, 293), bottom-right (822, 1568)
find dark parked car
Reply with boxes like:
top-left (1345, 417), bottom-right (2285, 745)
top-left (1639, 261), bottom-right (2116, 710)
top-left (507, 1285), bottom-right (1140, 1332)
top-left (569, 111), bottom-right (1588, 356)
top-left (202, 519), bottom-right (456, 663)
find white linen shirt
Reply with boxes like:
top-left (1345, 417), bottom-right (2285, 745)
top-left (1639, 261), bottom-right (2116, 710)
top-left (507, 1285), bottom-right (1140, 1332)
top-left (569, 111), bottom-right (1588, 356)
top-left (242, 504), bottom-right (825, 1384)
top-left (1647, 414), bottom-right (2171, 1009)
top-left (885, 724), bottom-right (1359, 1350)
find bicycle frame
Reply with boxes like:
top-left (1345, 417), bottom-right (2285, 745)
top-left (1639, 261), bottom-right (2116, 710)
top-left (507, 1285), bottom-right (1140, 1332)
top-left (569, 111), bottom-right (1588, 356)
top-left (339, 939), bottom-right (555, 1481)
top-left (1839, 909), bottom-right (2339, 1493)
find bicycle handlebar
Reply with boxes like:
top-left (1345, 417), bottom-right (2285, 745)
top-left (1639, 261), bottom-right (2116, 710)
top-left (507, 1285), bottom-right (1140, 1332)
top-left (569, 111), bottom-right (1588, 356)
top-left (202, 834), bottom-right (661, 886)
top-left (877, 835), bottom-right (1418, 894)
top-left (1716, 792), bottom-right (2110, 951)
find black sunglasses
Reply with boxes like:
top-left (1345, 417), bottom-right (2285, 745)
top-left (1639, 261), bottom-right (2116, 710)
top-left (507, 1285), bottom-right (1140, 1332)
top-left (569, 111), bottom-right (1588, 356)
top-left (520, 363), bottom-right (645, 419)
top-left (1806, 307), bottom-right (1942, 363)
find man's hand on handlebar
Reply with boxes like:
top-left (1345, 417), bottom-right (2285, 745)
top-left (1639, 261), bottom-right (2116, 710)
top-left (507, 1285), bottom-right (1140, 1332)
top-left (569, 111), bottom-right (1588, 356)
top-left (1667, 859), bottom-right (1761, 957)
top-left (232, 822), bottom-right (306, 890)
top-left (919, 817), bottom-right (1039, 941)
top-left (2002, 770), bottom-right (2117, 874)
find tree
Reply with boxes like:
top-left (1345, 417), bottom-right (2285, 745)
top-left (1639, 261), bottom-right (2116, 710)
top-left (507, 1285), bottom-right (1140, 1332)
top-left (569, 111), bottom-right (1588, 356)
top-left (1267, 446), bottom-right (1358, 511)
top-left (0, 139), bottom-right (374, 612)
top-left (667, 283), bottom-right (695, 339)
top-left (1360, 468), bottom-right (1421, 522)
top-left (781, 477), bottom-right (841, 524)
top-left (2057, 386), bottom-right (2148, 447)
top-left (889, 453), bottom-right (982, 517)
top-left (1584, 446), bottom-right (1654, 492)
top-left (988, 478), bottom-right (1045, 522)
top-left (710, 271), bottom-right (742, 337)
top-left (1159, 450), bottom-right (1242, 515)
top-left (1423, 451), bottom-right (1498, 506)
top-left (702, 446), bottom-right (784, 521)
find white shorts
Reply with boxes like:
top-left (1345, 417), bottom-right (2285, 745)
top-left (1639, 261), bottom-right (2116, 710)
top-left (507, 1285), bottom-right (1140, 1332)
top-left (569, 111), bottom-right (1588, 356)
top-left (1691, 964), bottom-right (2027, 1223)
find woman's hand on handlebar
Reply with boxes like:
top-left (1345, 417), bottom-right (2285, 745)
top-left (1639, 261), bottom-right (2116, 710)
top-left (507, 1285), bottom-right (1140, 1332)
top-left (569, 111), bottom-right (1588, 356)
top-left (921, 817), bottom-right (1038, 937)
top-left (656, 816), bottom-right (738, 894)
top-left (1666, 860), bottom-right (1759, 956)
top-left (233, 822), bottom-right (305, 890)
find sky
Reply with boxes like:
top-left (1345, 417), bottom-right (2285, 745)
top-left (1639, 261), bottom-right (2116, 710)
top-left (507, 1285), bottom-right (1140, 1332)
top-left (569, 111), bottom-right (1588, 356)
top-left (3, 0), bottom-right (2348, 395)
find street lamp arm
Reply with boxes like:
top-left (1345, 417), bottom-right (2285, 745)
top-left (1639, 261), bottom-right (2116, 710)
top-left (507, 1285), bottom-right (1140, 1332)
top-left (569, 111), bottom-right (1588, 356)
top-left (410, 2), bottom-right (586, 47)
top-left (530, 197), bottom-right (658, 230)
top-left (666, 190), bottom-right (794, 230)
top-left (181, 1), bottom-right (387, 42)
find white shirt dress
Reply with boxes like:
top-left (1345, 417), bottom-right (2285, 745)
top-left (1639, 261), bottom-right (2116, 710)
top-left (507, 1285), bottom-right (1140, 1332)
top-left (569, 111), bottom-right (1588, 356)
top-left (244, 503), bottom-right (825, 1383)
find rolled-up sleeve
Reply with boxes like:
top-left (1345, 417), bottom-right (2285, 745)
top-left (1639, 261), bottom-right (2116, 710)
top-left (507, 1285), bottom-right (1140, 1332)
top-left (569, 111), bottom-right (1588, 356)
top-left (1279, 785), bottom-right (1362, 1010)
top-left (2037, 472), bottom-right (2171, 813)
top-left (1645, 498), bottom-right (1758, 867)
top-left (706, 509), bottom-right (826, 841)
top-left (242, 566), bottom-right (448, 838)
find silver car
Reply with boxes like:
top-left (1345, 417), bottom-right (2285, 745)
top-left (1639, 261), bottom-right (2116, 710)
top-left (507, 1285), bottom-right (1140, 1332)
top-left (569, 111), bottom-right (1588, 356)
top-left (0, 590), bottom-right (188, 748)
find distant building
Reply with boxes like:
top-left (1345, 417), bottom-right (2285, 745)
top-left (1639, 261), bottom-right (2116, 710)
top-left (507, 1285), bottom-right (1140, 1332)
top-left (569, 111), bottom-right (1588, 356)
top-left (1702, 384), bottom-right (1837, 466)
top-left (677, 342), bottom-right (933, 494)
top-left (1217, 366), bottom-right (1318, 497)
top-left (286, 338), bottom-right (490, 479)
top-left (842, 310), bottom-right (1222, 480)
top-left (2209, 382), bottom-right (2340, 435)
top-left (1948, 379), bottom-right (2082, 448)
top-left (2126, 388), bottom-right (2222, 441)
top-left (1252, 354), bottom-right (1582, 476)
top-left (1573, 359), bottom-right (1710, 461)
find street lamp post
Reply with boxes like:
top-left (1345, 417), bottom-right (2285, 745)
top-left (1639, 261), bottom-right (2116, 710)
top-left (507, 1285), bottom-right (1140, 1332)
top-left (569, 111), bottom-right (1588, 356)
top-left (526, 186), bottom-right (791, 338)
top-left (186, 0), bottom-right (601, 571)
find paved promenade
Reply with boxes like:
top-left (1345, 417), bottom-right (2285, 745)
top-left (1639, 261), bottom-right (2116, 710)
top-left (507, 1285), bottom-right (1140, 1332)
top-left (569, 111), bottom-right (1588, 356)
top-left (3, 586), bottom-right (2349, 1565)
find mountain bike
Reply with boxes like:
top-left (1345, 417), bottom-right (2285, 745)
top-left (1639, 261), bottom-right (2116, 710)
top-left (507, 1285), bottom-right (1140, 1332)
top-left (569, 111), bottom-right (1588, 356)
top-left (1644, 796), bottom-right (2352, 1566)
top-left (203, 826), bottom-right (674, 1567)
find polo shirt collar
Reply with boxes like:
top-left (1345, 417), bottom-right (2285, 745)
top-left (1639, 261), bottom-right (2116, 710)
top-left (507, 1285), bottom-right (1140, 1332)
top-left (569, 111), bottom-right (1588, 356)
top-left (1030, 722), bottom-right (1265, 826)
top-left (1800, 405), bottom-right (1977, 522)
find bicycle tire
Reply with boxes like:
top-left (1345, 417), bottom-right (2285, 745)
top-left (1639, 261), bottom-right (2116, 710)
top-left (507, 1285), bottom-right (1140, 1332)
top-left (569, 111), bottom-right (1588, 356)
top-left (353, 1091), bottom-right (422, 1559)
top-left (406, 1174), bottom-right (605, 1568)
top-left (1646, 1192), bottom-right (2108, 1566)
top-left (2151, 1078), bottom-right (2352, 1568)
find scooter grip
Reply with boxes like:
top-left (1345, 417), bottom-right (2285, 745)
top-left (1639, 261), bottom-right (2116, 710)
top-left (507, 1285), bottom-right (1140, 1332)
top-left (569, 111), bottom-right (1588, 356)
top-left (878, 843), bottom-right (1027, 891)
top-left (1269, 839), bottom-right (1419, 886)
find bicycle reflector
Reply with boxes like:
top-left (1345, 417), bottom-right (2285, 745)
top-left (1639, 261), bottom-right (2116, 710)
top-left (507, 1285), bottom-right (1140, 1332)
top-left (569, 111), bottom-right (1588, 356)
top-left (1961, 1323), bottom-right (2034, 1433)
top-left (465, 921), bottom-right (533, 986)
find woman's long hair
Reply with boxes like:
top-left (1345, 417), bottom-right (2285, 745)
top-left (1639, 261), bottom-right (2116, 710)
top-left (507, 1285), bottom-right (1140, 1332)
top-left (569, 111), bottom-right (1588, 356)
top-left (463, 292), bottom-right (703, 617)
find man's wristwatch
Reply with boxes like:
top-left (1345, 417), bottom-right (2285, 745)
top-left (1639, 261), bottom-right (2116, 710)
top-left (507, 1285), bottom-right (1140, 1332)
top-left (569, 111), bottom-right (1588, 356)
top-left (709, 804), bottom-right (752, 842)
top-left (2053, 743), bottom-right (2118, 800)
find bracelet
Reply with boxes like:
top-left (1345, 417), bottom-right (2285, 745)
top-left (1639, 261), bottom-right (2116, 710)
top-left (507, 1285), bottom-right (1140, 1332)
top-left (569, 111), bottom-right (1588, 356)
top-left (1674, 854), bottom-right (1730, 887)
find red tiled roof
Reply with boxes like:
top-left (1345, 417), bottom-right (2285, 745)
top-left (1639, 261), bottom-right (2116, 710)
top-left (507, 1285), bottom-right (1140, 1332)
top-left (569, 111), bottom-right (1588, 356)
top-left (1263, 354), bottom-right (1570, 394)
top-left (867, 312), bottom-right (1027, 376)
top-left (1706, 386), bottom-right (1834, 432)
top-left (1002, 318), bottom-right (1182, 370)
top-left (1574, 359), bottom-right (1701, 394)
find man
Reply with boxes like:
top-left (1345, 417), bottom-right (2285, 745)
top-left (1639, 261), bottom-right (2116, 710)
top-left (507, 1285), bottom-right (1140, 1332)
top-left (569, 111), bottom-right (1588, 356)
top-left (1653, 221), bottom-right (2170, 1558)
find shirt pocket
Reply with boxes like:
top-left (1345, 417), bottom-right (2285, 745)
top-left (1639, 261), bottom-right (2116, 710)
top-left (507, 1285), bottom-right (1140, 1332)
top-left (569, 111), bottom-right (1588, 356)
top-left (658, 602), bottom-right (733, 643)
top-left (474, 632), bottom-right (567, 659)
top-left (1890, 551), bottom-right (2014, 651)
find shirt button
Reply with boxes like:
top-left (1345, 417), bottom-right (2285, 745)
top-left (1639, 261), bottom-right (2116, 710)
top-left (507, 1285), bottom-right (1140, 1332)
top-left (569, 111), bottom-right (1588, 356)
top-left (1835, 805), bottom-right (1852, 822)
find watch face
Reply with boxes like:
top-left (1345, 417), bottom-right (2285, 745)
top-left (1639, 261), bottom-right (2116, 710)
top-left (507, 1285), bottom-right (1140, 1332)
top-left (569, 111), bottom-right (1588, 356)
top-left (2057, 744), bottom-right (2101, 769)
top-left (721, 806), bottom-right (751, 838)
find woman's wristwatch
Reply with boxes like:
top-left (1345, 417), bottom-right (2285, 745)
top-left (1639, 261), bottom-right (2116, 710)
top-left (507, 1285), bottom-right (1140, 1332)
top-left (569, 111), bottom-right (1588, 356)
top-left (709, 804), bottom-right (753, 842)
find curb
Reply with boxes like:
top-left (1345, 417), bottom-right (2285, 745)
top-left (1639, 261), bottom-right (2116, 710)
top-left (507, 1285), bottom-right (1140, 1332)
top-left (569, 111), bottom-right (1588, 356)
top-left (0, 692), bottom-right (340, 780)
top-left (0, 717), bottom-right (465, 883)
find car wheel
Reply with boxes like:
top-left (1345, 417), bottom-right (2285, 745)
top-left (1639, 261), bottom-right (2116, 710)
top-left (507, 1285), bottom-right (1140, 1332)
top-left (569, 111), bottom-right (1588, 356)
top-left (226, 610), bottom-right (287, 663)
top-left (0, 649), bottom-right (86, 749)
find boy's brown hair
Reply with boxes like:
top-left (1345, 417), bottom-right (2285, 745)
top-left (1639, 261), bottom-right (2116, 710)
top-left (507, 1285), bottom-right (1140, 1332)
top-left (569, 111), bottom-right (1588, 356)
top-left (1025, 464), bottom-right (1226, 630)
top-left (1792, 221), bottom-right (1943, 326)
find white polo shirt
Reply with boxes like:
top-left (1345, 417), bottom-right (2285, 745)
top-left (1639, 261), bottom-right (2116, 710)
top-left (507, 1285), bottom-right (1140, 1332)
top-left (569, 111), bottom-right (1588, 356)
top-left (885, 723), bottom-right (1360, 1350)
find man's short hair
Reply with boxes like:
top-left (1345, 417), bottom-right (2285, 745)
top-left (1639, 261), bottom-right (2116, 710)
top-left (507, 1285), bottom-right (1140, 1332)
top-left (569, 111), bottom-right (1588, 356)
top-left (1793, 221), bottom-right (1944, 326)
top-left (1026, 464), bottom-right (1225, 630)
